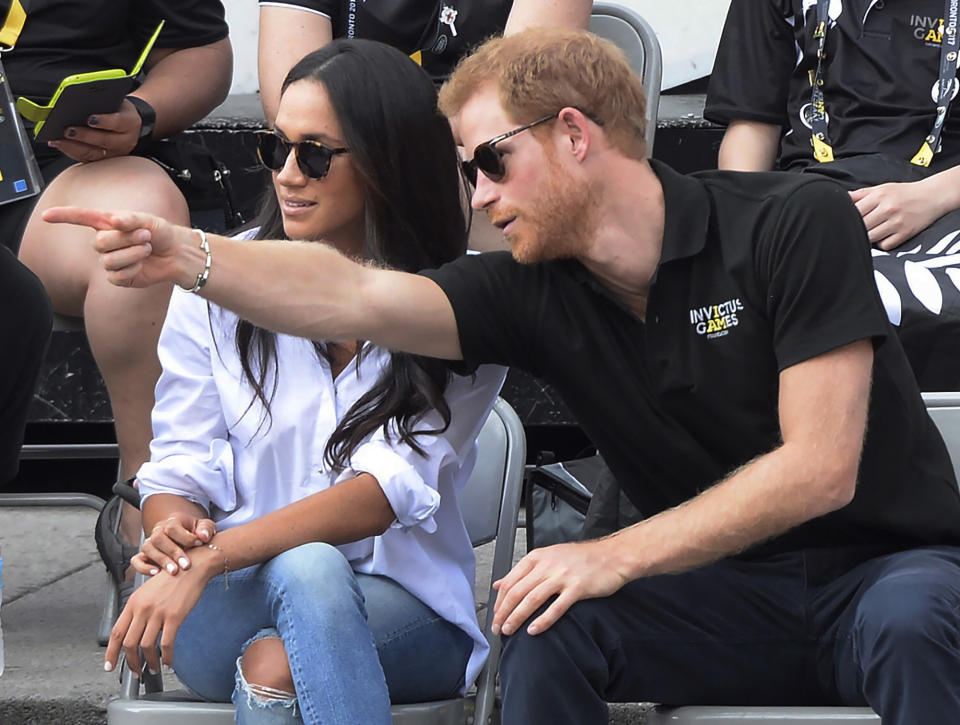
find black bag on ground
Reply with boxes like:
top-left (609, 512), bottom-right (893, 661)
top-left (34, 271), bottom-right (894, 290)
top-left (525, 454), bottom-right (606, 549)
top-left (525, 453), bottom-right (644, 550)
top-left (146, 134), bottom-right (245, 230)
top-left (581, 462), bottom-right (643, 540)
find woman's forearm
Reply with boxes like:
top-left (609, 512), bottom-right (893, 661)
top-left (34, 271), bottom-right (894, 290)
top-left (205, 473), bottom-right (396, 573)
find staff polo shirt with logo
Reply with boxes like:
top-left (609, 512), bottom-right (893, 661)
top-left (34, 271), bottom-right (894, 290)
top-left (421, 160), bottom-right (960, 556)
top-left (705, 0), bottom-right (960, 174)
top-left (259, 0), bottom-right (512, 84)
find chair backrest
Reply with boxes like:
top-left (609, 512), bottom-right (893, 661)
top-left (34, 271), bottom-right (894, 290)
top-left (457, 397), bottom-right (526, 725)
top-left (589, 2), bottom-right (662, 156)
top-left (458, 397), bottom-right (526, 547)
top-left (922, 392), bottom-right (960, 484)
top-left (110, 397), bottom-right (527, 725)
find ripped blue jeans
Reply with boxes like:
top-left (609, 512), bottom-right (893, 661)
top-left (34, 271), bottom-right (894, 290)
top-left (171, 542), bottom-right (474, 725)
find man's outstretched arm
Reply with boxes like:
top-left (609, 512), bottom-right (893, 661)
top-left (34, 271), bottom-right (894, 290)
top-left (42, 207), bottom-right (464, 360)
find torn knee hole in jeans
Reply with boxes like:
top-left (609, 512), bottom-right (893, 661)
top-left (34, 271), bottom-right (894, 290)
top-left (237, 655), bottom-right (299, 713)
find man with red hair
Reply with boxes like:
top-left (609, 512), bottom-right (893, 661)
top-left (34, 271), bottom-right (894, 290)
top-left (46, 27), bottom-right (960, 725)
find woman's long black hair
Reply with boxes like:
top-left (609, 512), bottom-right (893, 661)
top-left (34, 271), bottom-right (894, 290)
top-left (233, 39), bottom-right (468, 471)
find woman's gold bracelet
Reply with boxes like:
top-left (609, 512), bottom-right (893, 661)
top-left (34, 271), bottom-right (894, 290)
top-left (207, 542), bottom-right (229, 589)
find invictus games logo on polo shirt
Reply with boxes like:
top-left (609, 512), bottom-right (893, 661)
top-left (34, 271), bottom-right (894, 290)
top-left (689, 298), bottom-right (744, 339)
top-left (911, 0), bottom-right (958, 47)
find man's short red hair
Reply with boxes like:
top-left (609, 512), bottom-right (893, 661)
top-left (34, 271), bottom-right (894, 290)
top-left (439, 27), bottom-right (647, 160)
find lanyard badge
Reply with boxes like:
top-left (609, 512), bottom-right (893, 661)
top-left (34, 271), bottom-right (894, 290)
top-left (808, 0), bottom-right (960, 166)
top-left (0, 0), bottom-right (43, 207)
top-left (0, 57), bottom-right (43, 207)
top-left (912, 0), bottom-right (960, 166)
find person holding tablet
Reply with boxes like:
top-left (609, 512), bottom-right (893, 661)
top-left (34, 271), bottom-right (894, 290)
top-left (4, 0), bottom-right (231, 592)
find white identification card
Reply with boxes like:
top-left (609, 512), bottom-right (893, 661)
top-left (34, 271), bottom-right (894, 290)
top-left (0, 58), bottom-right (42, 207)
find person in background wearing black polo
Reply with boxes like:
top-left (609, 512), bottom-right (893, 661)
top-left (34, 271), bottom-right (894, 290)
top-left (43, 28), bottom-right (960, 725)
top-left (706, 0), bottom-right (960, 391)
top-left (5, 0), bottom-right (232, 601)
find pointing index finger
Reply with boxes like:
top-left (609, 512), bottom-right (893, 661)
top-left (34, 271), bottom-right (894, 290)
top-left (42, 206), bottom-right (156, 233)
top-left (42, 206), bottom-right (119, 231)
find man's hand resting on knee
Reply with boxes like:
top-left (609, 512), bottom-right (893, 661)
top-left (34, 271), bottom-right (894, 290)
top-left (492, 538), bottom-right (631, 637)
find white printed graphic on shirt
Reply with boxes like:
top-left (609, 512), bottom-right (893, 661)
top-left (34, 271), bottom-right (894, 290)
top-left (931, 77), bottom-right (960, 104)
top-left (799, 103), bottom-right (829, 130)
top-left (688, 298), bottom-right (744, 339)
top-left (873, 245), bottom-right (960, 324)
top-left (440, 5), bottom-right (458, 36)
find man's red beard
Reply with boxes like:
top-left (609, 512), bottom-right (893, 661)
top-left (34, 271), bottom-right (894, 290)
top-left (492, 146), bottom-right (599, 264)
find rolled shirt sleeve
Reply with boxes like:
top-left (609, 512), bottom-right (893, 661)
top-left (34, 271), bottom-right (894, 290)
top-left (342, 364), bottom-right (507, 532)
top-left (136, 287), bottom-right (238, 516)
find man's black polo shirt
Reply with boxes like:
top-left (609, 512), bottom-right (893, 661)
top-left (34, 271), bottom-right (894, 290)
top-left (705, 0), bottom-right (960, 175)
top-left (422, 160), bottom-right (960, 555)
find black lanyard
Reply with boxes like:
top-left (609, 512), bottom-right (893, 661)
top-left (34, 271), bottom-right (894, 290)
top-left (808, 0), bottom-right (960, 166)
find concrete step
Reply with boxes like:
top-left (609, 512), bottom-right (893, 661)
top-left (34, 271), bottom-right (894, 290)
top-left (0, 507), bottom-right (649, 724)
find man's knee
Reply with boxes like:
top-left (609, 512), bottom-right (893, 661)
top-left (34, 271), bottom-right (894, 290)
top-left (855, 557), bottom-right (960, 665)
top-left (501, 599), bottom-right (605, 683)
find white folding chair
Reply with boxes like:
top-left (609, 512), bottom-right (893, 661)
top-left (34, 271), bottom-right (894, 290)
top-left (107, 397), bottom-right (527, 725)
top-left (645, 392), bottom-right (960, 724)
top-left (589, 2), bottom-right (662, 156)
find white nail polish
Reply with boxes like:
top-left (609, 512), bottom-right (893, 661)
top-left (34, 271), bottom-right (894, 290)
top-left (178, 557), bottom-right (189, 569)
top-left (166, 562), bottom-right (176, 573)
top-left (149, 568), bottom-right (159, 576)
top-left (104, 661), bottom-right (114, 672)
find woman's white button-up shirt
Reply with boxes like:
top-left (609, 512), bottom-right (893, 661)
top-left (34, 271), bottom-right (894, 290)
top-left (137, 278), bottom-right (506, 691)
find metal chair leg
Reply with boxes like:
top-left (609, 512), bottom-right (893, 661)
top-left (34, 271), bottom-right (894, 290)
top-left (98, 571), bottom-right (118, 646)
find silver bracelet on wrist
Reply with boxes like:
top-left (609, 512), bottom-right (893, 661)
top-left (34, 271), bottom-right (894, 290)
top-left (180, 228), bottom-right (211, 294)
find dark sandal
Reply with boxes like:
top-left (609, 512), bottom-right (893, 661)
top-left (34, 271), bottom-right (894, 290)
top-left (94, 478), bottom-right (141, 588)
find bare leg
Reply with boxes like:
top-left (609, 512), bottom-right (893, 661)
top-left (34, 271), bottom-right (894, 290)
top-left (240, 636), bottom-right (296, 694)
top-left (19, 157), bottom-right (189, 546)
top-left (235, 636), bottom-right (301, 722)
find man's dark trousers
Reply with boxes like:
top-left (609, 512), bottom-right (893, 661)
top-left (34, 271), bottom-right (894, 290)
top-left (499, 545), bottom-right (960, 725)
top-left (0, 245), bottom-right (51, 483)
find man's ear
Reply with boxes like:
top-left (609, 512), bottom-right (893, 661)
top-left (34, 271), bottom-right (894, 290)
top-left (557, 107), bottom-right (591, 162)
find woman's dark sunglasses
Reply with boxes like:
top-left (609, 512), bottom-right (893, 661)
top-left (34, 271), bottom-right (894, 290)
top-left (460, 108), bottom-right (603, 186)
top-left (255, 131), bottom-right (349, 180)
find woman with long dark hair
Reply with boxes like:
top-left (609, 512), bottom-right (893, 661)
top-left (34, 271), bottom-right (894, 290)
top-left (103, 39), bottom-right (505, 724)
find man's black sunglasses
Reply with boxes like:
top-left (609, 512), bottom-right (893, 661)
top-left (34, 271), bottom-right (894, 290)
top-left (255, 131), bottom-right (349, 180)
top-left (460, 108), bottom-right (603, 186)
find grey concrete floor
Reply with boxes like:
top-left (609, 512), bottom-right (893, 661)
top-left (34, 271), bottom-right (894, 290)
top-left (0, 507), bottom-right (647, 724)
